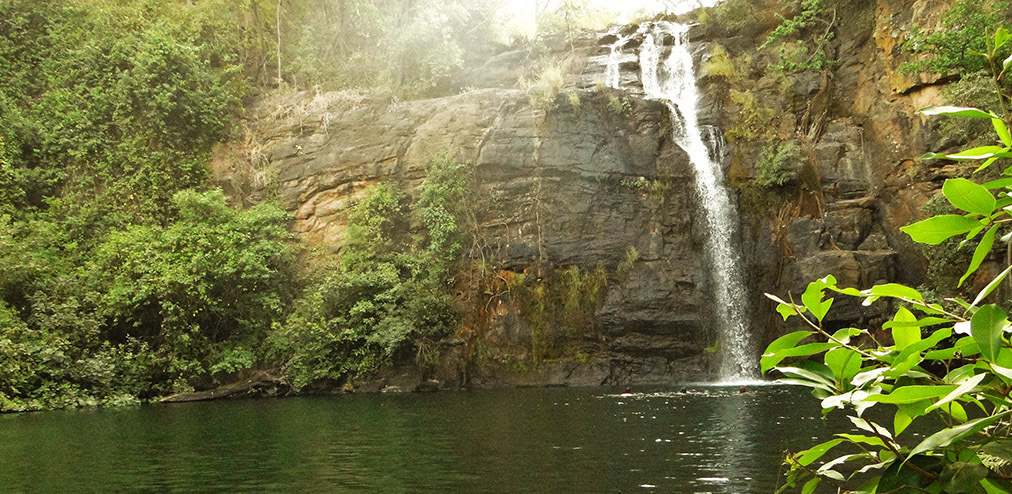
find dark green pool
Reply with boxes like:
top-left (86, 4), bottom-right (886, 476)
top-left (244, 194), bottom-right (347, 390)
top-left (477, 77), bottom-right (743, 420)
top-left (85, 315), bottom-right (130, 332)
top-left (0, 385), bottom-right (840, 492)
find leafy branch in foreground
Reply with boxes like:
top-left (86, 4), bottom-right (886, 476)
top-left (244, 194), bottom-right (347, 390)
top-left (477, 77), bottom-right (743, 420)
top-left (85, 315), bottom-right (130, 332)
top-left (763, 28), bottom-right (1012, 494)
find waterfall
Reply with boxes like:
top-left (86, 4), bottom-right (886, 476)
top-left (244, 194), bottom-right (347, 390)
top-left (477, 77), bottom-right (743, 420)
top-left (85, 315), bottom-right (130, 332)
top-left (606, 22), bottom-right (757, 382)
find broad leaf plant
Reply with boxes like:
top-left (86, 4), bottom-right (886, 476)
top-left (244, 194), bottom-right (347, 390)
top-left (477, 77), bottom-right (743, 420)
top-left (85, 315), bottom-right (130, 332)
top-left (766, 28), bottom-right (1012, 493)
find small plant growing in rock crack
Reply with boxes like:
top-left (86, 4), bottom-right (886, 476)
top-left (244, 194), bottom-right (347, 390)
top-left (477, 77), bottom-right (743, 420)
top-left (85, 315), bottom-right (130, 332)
top-left (608, 95), bottom-right (632, 116)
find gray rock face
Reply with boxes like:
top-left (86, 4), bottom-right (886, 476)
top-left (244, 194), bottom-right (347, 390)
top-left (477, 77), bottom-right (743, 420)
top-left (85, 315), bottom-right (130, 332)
top-left (226, 81), bottom-right (715, 384)
top-left (215, 0), bottom-right (955, 385)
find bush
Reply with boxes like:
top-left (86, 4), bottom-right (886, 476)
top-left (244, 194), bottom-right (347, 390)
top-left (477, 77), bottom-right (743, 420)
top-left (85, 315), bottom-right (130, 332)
top-left (701, 44), bottom-right (738, 81)
top-left (755, 142), bottom-right (803, 187)
top-left (0, 1), bottom-right (243, 228)
top-left (527, 63), bottom-right (567, 113)
top-left (271, 155), bottom-right (472, 389)
top-left (726, 89), bottom-right (777, 143)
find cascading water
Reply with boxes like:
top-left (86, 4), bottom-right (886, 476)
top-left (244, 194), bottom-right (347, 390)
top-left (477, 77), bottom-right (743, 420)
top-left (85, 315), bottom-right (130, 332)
top-left (607, 22), bottom-right (757, 382)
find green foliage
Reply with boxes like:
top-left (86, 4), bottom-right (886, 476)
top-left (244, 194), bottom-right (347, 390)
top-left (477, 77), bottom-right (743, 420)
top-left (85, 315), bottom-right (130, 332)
top-left (755, 142), bottom-right (803, 188)
top-left (527, 63), bottom-right (568, 113)
top-left (417, 151), bottom-right (472, 261)
top-left (725, 89), bottom-right (777, 144)
top-left (90, 190), bottom-right (297, 383)
top-left (901, 0), bottom-right (1012, 76)
top-left (708, 0), bottom-right (761, 35)
top-left (760, 0), bottom-right (837, 72)
top-left (939, 74), bottom-right (1007, 146)
top-left (920, 194), bottom-right (980, 295)
top-left (608, 95), bottom-right (633, 116)
top-left (536, 0), bottom-right (614, 43)
top-left (617, 246), bottom-right (639, 282)
top-left (271, 155), bottom-right (472, 389)
top-left (568, 91), bottom-right (582, 111)
top-left (515, 265), bottom-right (608, 364)
top-left (0, 190), bottom-right (296, 410)
top-left (701, 44), bottom-right (738, 81)
top-left (0, 0), bottom-right (243, 228)
top-left (0, 0), bottom-right (522, 410)
top-left (763, 96), bottom-right (1012, 491)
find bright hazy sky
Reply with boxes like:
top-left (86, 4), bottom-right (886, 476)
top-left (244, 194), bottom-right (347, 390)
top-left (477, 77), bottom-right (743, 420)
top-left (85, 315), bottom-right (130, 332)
top-left (502, 0), bottom-right (721, 36)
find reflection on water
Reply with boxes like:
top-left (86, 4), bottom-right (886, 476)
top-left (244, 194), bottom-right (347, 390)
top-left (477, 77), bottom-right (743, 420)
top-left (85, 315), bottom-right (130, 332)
top-left (0, 385), bottom-right (841, 492)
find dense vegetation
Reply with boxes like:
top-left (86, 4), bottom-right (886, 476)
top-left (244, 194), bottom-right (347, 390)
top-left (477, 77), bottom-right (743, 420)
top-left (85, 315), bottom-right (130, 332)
top-left (0, 0), bottom-right (524, 411)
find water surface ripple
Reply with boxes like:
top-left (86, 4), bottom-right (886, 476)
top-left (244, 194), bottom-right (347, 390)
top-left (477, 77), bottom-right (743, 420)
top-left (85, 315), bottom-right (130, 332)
top-left (0, 386), bottom-right (847, 493)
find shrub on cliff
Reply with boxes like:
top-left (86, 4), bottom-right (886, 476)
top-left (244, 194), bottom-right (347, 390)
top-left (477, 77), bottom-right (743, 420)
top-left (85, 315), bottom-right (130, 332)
top-left (755, 142), bottom-right (803, 188)
top-left (271, 155), bottom-right (470, 389)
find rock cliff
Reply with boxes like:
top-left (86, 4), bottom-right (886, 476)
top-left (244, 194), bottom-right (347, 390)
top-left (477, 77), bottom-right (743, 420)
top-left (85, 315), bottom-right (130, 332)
top-left (212, 0), bottom-right (961, 385)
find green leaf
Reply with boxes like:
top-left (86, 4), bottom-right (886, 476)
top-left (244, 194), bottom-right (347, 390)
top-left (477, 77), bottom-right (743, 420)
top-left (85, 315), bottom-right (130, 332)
top-left (908, 411), bottom-right (1011, 458)
top-left (944, 364), bottom-right (978, 384)
top-left (800, 477), bottom-right (820, 494)
top-left (864, 385), bottom-right (958, 404)
top-left (880, 455), bottom-right (943, 491)
top-left (765, 293), bottom-right (803, 321)
top-left (802, 279), bottom-right (833, 322)
top-left (997, 27), bottom-right (1012, 50)
top-left (780, 365), bottom-right (837, 389)
top-left (940, 461), bottom-right (988, 494)
top-left (926, 373), bottom-right (986, 412)
top-left (849, 417), bottom-right (893, 440)
top-left (780, 378), bottom-right (836, 394)
top-left (894, 327), bottom-right (954, 366)
top-left (994, 119), bottom-right (1012, 147)
top-left (890, 307), bottom-right (921, 350)
top-left (901, 215), bottom-right (983, 245)
top-left (761, 330), bottom-right (815, 374)
top-left (829, 285), bottom-right (863, 297)
top-left (775, 342), bottom-right (838, 359)
top-left (831, 327), bottom-right (864, 344)
top-left (825, 347), bottom-right (862, 385)
top-left (991, 363), bottom-right (1012, 383)
top-left (978, 156), bottom-right (1002, 173)
top-left (795, 439), bottom-right (843, 467)
top-left (943, 400), bottom-right (968, 422)
top-left (917, 106), bottom-right (998, 119)
top-left (943, 145), bottom-right (1009, 161)
top-left (960, 224), bottom-right (998, 287)
top-left (894, 406), bottom-right (914, 436)
top-left (982, 177), bottom-right (1012, 189)
top-left (971, 265), bottom-right (1012, 308)
top-left (971, 304), bottom-right (1008, 363)
top-left (836, 433), bottom-right (888, 448)
top-left (882, 316), bottom-right (952, 329)
top-left (924, 150), bottom-right (1012, 162)
top-left (944, 178), bottom-right (997, 215)
top-left (982, 478), bottom-right (1012, 494)
top-left (868, 283), bottom-right (925, 302)
top-left (852, 367), bottom-right (886, 387)
top-left (981, 439), bottom-right (1012, 463)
